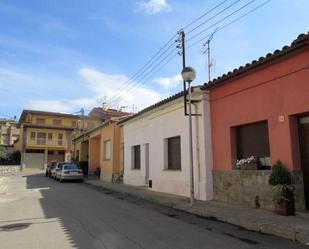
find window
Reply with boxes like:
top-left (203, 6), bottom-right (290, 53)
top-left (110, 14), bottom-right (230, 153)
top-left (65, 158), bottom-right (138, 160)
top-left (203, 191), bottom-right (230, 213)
top-left (104, 140), bottom-right (111, 160)
top-left (26, 149), bottom-right (44, 153)
top-left (132, 145), bottom-right (141, 169)
top-left (72, 121), bottom-right (77, 127)
top-left (166, 136), bottom-right (181, 170)
top-left (37, 132), bottom-right (46, 145)
top-left (48, 133), bottom-right (53, 140)
top-left (30, 132), bottom-right (35, 140)
top-left (48, 150), bottom-right (54, 155)
top-left (236, 121), bottom-right (270, 165)
top-left (53, 119), bottom-right (62, 126)
top-left (36, 118), bottom-right (46, 124)
top-left (58, 133), bottom-right (63, 145)
top-left (58, 151), bottom-right (65, 155)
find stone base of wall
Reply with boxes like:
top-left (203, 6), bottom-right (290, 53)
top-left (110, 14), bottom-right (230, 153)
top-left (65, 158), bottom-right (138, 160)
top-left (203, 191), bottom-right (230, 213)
top-left (0, 165), bottom-right (21, 174)
top-left (213, 170), bottom-right (305, 211)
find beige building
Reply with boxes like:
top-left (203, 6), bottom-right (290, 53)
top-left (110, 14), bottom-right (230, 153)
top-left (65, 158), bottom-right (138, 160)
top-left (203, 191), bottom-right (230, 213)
top-left (0, 119), bottom-right (19, 146)
top-left (18, 110), bottom-right (101, 169)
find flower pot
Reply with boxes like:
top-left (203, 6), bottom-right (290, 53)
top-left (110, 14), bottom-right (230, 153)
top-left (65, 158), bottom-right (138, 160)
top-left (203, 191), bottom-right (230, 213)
top-left (275, 199), bottom-right (295, 216)
top-left (240, 163), bottom-right (257, 170)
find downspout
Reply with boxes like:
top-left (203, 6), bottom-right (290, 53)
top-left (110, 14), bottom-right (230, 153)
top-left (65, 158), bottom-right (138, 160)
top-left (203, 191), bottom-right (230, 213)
top-left (193, 103), bottom-right (201, 198)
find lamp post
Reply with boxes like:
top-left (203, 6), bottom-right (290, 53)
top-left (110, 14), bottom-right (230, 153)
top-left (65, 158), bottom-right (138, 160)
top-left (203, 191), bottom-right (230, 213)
top-left (181, 66), bottom-right (196, 206)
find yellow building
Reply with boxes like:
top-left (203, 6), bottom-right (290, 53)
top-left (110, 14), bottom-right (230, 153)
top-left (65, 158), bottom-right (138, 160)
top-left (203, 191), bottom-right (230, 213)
top-left (18, 110), bottom-right (101, 169)
top-left (73, 118), bottom-right (125, 182)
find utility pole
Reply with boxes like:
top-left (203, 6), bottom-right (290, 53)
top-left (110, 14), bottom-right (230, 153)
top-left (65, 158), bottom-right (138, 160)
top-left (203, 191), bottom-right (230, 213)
top-left (203, 28), bottom-right (217, 82)
top-left (177, 29), bottom-right (195, 206)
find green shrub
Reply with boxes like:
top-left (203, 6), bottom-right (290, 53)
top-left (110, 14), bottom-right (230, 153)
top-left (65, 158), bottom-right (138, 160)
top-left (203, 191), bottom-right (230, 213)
top-left (272, 184), bottom-right (295, 205)
top-left (268, 160), bottom-right (292, 186)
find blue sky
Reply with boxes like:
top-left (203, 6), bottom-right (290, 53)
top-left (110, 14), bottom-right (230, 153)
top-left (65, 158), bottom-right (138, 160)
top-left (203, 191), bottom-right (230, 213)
top-left (0, 0), bottom-right (308, 118)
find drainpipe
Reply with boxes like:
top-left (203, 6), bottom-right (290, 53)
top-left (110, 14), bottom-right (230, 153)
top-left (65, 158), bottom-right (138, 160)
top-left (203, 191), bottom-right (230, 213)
top-left (193, 103), bottom-right (201, 198)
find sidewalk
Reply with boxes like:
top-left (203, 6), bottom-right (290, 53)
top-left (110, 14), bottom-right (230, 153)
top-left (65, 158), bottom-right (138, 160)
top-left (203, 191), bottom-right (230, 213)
top-left (84, 179), bottom-right (309, 245)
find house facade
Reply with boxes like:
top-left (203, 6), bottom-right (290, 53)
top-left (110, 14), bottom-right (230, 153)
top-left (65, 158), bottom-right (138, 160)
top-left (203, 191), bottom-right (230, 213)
top-left (18, 110), bottom-right (101, 169)
top-left (0, 118), bottom-right (19, 145)
top-left (203, 32), bottom-right (309, 210)
top-left (120, 88), bottom-right (213, 200)
top-left (72, 119), bottom-right (125, 182)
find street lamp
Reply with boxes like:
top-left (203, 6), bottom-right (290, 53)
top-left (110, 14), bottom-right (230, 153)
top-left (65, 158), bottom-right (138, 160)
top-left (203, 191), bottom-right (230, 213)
top-left (181, 66), bottom-right (196, 206)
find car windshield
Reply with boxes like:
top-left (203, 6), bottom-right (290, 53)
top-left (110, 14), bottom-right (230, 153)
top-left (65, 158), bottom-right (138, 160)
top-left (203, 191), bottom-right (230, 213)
top-left (56, 163), bottom-right (66, 168)
top-left (64, 164), bottom-right (80, 170)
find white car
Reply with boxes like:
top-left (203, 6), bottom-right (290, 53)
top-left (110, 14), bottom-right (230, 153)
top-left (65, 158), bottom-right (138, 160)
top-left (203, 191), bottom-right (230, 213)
top-left (55, 163), bottom-right (83, 183)
top-left (51, 162), bottom-right (66, 179)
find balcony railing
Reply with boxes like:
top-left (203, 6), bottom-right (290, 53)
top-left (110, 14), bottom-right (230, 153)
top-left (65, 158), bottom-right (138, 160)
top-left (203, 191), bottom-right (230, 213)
top-left (27, 138), bottom-right (66, 146)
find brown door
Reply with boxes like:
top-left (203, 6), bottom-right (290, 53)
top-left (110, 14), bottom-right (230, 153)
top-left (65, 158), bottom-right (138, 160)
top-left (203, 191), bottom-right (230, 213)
top-left (299, 116), bottom-right (309, 209)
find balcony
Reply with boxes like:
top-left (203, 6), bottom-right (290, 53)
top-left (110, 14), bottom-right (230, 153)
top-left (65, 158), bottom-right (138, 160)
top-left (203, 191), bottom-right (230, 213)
top-left (27, 138), bottom-right (66, 147)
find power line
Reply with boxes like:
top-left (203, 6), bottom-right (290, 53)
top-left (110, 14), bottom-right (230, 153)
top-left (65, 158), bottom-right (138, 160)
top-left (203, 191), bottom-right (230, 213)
top-left (108, 49), bottom-right (178, 106)
top-left (182, 0), bottom-right (230, 30)
top-left (186, 0), bottom-right (271, 49)
top-left (106, 42), bottom-right (177, 105)
top-left (105, 1), bottom-right (246, 106)
top-left (107, 0), bottom-right (264, 106)
top-left (186, 0), bottom-right (242, 35)
top-left (88, 34), bottom-right (178, 109)
top-left (96, 1), bottom-right (240, 108)
top-left (87, 0), bottom-right (269, 111)
top-left (187, 0), bottom-right (258, 42)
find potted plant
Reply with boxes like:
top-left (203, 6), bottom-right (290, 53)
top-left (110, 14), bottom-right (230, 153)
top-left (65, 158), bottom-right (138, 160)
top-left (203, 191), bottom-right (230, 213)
top-left (236, 156), bottom-right (257, 170)
top-left (268, 160), bottom-right (295, 216)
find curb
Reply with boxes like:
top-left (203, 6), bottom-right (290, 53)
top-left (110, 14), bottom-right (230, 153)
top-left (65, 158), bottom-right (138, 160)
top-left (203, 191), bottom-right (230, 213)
top-left (84, 180), bottom-right (309, 245)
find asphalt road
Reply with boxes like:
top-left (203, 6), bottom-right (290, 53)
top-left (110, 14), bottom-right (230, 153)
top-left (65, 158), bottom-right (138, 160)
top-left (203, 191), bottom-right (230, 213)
top-left (0, 173), bottom-right (307, 249)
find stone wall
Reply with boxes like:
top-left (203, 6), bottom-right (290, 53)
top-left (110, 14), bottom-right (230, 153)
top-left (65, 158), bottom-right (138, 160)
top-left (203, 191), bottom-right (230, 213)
top-left (213, 170), bottom-right (305, 211)
top-left (0, 165), bottom-right (21, 174)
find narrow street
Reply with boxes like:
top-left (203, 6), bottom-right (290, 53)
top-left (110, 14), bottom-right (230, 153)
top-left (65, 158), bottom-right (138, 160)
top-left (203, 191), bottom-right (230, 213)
top-left (0, 173), bottom-right (307, 249)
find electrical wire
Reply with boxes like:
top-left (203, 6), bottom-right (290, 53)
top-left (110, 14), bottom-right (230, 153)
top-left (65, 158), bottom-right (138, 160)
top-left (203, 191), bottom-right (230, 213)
top-left (187, 0), bottom-right (258, 42)
top-left (86, 0), bottom-right (269, 111)
top-left (187, 0), bottom-right (271, 49)
top-left (186, 0), bottom-right (242, 35)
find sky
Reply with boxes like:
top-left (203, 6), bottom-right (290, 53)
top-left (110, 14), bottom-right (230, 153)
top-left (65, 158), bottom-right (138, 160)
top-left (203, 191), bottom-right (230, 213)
top-left (0, 0), bottom-right (308, 119)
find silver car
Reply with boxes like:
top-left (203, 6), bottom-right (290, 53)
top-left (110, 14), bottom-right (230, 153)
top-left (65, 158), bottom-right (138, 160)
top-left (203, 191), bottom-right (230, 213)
top-left (56, 163), bottom-right (83, 183)
top-left (51, 162), bottom-right (66, 179)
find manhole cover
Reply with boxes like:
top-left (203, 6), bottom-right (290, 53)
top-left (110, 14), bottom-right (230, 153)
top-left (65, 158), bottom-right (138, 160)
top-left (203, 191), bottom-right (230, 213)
top-left (0, 223), bottom-right (31, 232)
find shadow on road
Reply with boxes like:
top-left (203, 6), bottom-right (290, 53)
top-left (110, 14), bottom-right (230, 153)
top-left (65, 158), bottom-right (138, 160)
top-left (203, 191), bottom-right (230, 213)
top-left (24, 173), bottom-right (91, 249)
top-left (22, 173), bottom-right (308, 249)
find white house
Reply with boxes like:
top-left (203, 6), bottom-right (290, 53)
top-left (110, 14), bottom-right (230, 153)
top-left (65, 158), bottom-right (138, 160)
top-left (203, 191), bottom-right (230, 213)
top-left (119, 87), bottom-right (213, 201)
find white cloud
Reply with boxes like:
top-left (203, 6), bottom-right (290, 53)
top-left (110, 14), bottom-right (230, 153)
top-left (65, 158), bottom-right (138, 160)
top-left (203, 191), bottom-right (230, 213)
top-left (27, 100), bottom-right (74, 113)
top-left (153, 74), bottom-right (182, 89)
top-left (2, 66), bottom-right (166, 114)
top-left (78, 67), bottom-right (164, 112)
top-left (137, 0), bottom-right (171, 14)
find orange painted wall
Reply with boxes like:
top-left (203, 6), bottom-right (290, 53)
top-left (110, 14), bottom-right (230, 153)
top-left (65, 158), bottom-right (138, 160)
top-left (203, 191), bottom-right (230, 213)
top-left (210, 47), bottom-right (309, 171)
top-left (89, 136), bottom-right (100, 171)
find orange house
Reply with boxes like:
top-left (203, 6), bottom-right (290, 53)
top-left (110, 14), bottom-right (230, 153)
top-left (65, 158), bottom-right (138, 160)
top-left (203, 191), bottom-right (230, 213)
top-left (73, 119), bottom-right (125, 182)
top-left (202, 32), bottom-right (309, 210)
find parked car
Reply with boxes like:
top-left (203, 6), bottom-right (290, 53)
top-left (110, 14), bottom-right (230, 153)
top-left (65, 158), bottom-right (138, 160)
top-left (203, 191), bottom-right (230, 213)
top-left (55, 163), bottom-right (83, 183)
top-left (45, 161), bottom-right (57, 177)
top-left (51, 162), bottom-right (66, 179)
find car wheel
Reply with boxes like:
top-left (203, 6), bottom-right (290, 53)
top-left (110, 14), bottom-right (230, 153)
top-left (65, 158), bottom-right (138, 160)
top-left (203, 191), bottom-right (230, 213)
top-left (80, 179), bottom-right (83, 183)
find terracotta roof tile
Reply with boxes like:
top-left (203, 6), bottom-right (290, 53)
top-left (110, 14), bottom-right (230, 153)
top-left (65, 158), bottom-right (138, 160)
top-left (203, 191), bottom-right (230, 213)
top-left (202, 31), bottom-right (309, 90)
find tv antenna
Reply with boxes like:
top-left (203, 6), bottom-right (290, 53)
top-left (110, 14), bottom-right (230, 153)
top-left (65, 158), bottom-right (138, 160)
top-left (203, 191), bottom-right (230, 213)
top-left (203, 28), bottom-right (218, 82)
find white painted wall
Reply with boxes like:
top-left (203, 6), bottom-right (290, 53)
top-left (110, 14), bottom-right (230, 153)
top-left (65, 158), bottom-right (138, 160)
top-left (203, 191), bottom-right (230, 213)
top-left (123, 90), bottom-right (213, 201)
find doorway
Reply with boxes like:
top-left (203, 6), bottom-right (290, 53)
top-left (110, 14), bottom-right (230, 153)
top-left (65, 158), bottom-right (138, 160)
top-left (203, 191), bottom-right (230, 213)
top-left (299, 116), bottom-right (309, 209)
